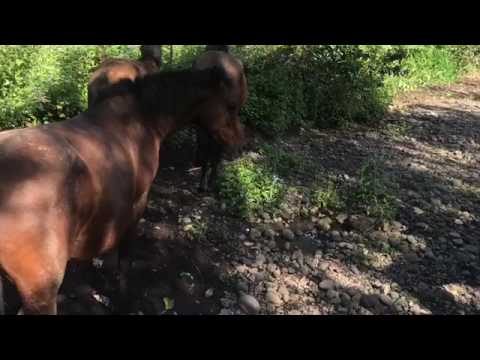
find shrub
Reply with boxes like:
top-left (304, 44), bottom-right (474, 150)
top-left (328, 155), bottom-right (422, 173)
top-left (218, 156), bottom-right (285, 219)
top-left (0, 45), bottom-right (137, 129)
top-left (352, 158), bottom-right (398, 222)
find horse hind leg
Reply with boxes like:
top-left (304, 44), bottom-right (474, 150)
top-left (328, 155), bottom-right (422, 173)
top-left (198, 164), bottom-right (210, 193)
top-left (4, 250), bottom-right (66, 315)
top-left (0, 274), bottom-right (4, 315)
top-left (16, 272), bottom-right (64, 315)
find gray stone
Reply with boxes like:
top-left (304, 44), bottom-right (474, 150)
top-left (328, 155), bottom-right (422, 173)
top-left (255, 254), bottom-right (266, 266)
top-left (326, 289), bottom-right (339, 300)
top-left (319, 279), bottom-right (335, 290)
top-left (360, 294), bottom-right (381, 309)
top-left (413, 207), bottom-right (425, 215)
top-left (318, 217), bottom-right (332, 231)
top-left (236, 281), bottom-right (249, 294)
top-left (336, 213), bottom-right (348, 225)
top-left (266, 291), bottom-right (283, 306)
top-left (250, 228), bottom-right (262, 241)
top-left (238, 294), bottom-right (261, 314)
top-left (349, 215), bottom-right (374, 232)
top-left (282, 229), bottom-right (295, 241)
top-left (278, 286), bottom-right (290, 302)
top-left (452, 237), bottom-right (463, 246)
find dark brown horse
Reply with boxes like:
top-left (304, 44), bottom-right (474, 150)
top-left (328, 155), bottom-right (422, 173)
top-left (88, 45), bottom-right (162, 108)
top-left (192, 48), bottom-right (248, 192)
top-left (0, 65), bottom-right (245, 315)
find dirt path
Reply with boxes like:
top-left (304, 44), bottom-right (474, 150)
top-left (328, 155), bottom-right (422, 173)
top-left (15, 73), bottom-right (478, 315)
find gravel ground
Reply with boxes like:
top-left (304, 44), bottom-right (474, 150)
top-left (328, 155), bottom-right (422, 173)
top-left (6, 73), bottom-right (478, 315)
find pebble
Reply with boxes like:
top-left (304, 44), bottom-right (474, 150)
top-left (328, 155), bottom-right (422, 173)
top-left (318, 217), bottom-right (332, 231)
top-left (452, 238), bottom-right (463, 246)
top-left (336, 214), bottom-right (348, 224)
top-left (266, 291), bottom-right (283, 306)
top-left (379, 294), bottom-right (393, 306)
top-left (265, 228), bottom-right (276, 239)
top-left (255, 254), bottom-right (266, 266)
top-left (236, 281), bottom-right (249, 294)
top-left (413, 207), bottom-right (425, 215)
top-left (360, 294), bottom-right (381, 309)
top-left (238, 294), bottom-right (261, 314)
top-left (278, 286), bottom-right (290, 302)
top-left (331, 230), bottom-right (342, 242)
top-left (250, 228), bottom-right (262, 241)
top-left (205, 288), bottom-right (214, 298)
top-left (282, 229), bottom-right (295, 241)
top-left (319, 279), bottom-right (335, 290)
top-left (424, 248), bottom-right (435, 259)
top-left (326, 289), bottom-right (339, 300)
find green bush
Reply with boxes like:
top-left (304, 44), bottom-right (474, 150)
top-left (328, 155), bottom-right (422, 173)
top-left (218, 156), bottom-right (285, 219)
top-left (382, 46), bottom-right (468, 96)
top-left (0, 45), bottom-right (137, 129)
top-left (1, 45), bottom-right (480, 134)
top-left (352, 158), bottom-right (398, 222)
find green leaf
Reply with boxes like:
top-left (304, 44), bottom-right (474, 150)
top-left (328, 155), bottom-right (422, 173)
top-left (163, 297), bottom-right (175, 311)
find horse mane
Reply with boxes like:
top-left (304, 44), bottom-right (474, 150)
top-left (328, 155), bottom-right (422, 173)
top-left (92, 66), bottom-right (232, 117)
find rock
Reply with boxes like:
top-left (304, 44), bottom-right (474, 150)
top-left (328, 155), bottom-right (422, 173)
top-left (319, 279), bottom-right (335, 290)
top-left (413, 207), bottom-right (425, 216)
top-left (238, 294), bottom-right (261, 314)
top-left (454, 219), bottom-right (463, 225)
top-left (266, 291), bottom-right (283, 306)
top-left (326, 289), bottom-right (339, 300)
top-left (319, 262), bottom-right (330, 271)
top-left (250, 228), bottom-right (262, 241)
top-left (205, 288), bottom-right (214, 298)
top-left (282, 229), bottom-right (295, 241)
top-left (379, 294), bottom-right (393, 306)
top-left (452, 238), bottom-right (463, 246)
top-left (318, 217), bottom-right (332, 231)
top-left (349, 215), bottom-right (374, 232)
top-left (255, 254), bottom-right (266, 266)
top-left (218, 308), bottom-right (234, 315)
top-left (424, 248), bottom-right (435, 259)
top-left (360, 294), bottom-right (381, 309)
top-left (278, 286), bottom-right (290, 302)
top-left (370, 231), bottom-right (388, 242)
top-left (236, 281), bottom-right (249, 294)
top-left (336, 214), bottom-right (348, 225)
top-left (255, 272), bottom-right (267, 282)
top-left (284, 242), bottom-right (291, 251)
top-left (351, 265), bottom-right (361, 275)
top-left (450, 231), bottom-right (461, 238)
top-left (405, 252), bottom-right (419, 263)
top-left (264, 228), bottom-right (276, 239)
top-left (431, 198), bottom-right (442, 207)
top-left (331, 231), bottom-right (342, 242)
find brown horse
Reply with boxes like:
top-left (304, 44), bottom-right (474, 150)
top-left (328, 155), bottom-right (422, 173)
top-left (192, 49), bottom-right (248, 192)
top-left (0, 65), bottom-right (245, 315)
top-left (88, 45), bottom-right (162, 108)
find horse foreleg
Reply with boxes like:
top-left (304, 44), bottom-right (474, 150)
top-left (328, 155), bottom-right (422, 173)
top-left (207, 151), bottom-right (223, 193)
top-left (198, 164), bottom-right (209, 193)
